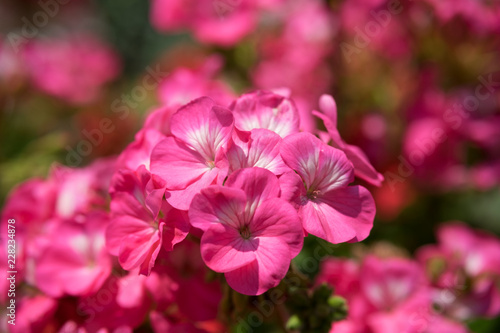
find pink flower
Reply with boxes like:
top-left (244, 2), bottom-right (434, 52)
top-left (150, 0), bottom-right (258, 46)
top-left (8, 295), bottom-right (57, 333)
top-left (230, 91), bottom-right (300, 138)
top-left (35, 212), bottom-right (112, 297)
top-left (280, 132), bottom-right (376, 244)
top-left (319, 256), bottom-right (468, 333)
top-left (226, 128), bottom-right (288, 176)
top-left (156, 58), bottom-right (235, 108)
top-left (23, 34), bottom-right (120, 104)
top-left (314, 95), bottom-right (384, 186)
top-left (150, 97), bottom-right (234, 210)
top-left (189, 167), bottom-right (303, 295)
top-left (417, 222), bottom-right (500, 319)
top-left (75, 274), bottom-right (151, 332)
top-left (106, 166), bottom-right (189, 275)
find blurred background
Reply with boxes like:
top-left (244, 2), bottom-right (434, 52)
top-left (1, 0), bottom-right (499, 331)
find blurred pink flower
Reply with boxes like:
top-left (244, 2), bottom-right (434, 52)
top-left (35, 212), bottom-right (112, 297)
top-left (417, 222), bottom-right (500, 319)
top-left (23, 34), bottom-right (120, 104)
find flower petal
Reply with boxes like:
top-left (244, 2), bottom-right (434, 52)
top-left (170, 96), bottom-right (233, 162)
top-left (225, 237), bottom-right (291, 295)
top-left (189, 185), bottom-right (247, 231)
top-left (201, 223), bottom-right (257, 272)
top-left (280, 132), bottom-right (354, 192)
top-left (150, 137), bottom-right (210, 190)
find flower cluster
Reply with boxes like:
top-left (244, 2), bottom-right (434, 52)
top-left (1, 90), bottom-right (381, 331)
top-left (114, 90), bottom-right (380, 295)
top-left (316, 223), bottom-right (500, 333)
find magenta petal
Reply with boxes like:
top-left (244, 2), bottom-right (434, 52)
top-left (313, 109), bottom-right (384, 187)
top-left (225, 237), bottom-right (291, 295)
top-left (280, 132), bottom-right (354, 191)
top-left (166, 167), bottom-right (219, 210)
top-left (279, 171), bottom-right (307, 205)
top-left (201, 223), bottom-right (257, 272)
top-left (227, 128), bottom-right (288, 175)
top-left (343, 143), bottom-right (385, 187)
top-left (188, 185), bottom-right (247, 231)
top-left (161, 207), bottom-right (190, 252)
top-left (231, 91), bottom-right (300, 138)
top-left (224, 167), bottom-right (280, 217)
top-left (106, 216), bottom-right (151, 256)
top-left (313, 186), bottom-right (376, 243)
top-left (252, 198), bottom-right (304, 257)
top-left (150, 137), bottom-right (210, 190)
top-left (170, 96), bottom-right (234, 161)
top-left (300, 200), bottom-right (357, 244)
top-left (119, 228), bottom-right (161, 274)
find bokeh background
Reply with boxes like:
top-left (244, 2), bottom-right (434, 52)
top-left (1, 0), bottom-right (499, 332)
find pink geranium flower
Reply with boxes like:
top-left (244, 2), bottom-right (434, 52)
top-left (35, 211), bottom-right (112, 297)
top-left (314, 95), bottom-right (384, 186)
top-left (230, 91), bottom-right (300, 138)
top-left (151, 97), bottom-right (234, 210)
top-left (23, 34), bottom-right (120, 105)
top-left (106, 166), bottom-right (190, 275)
top-left (226, 128), bottom-right (288, 176)
top-left (279, 132), bottom-right (376, 244)
top-left (417, 222), bottom-right (500, 319)
top-left (189, 167), bottom-right (303, 295)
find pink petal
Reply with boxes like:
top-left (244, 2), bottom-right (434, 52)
top-left (227, 128), bottom-right (289, 175)
top-left (231, 91), bottom-right (300, 138)
top-left (225, 237), bottom-right (291, 295)
top-left (150, 137), bottom-right (211, 190)
top-left (342, 144), bottom-right (385, 187)
top-left (165, 168), bottom-right (219, 210)
top-left (318, 94), bottom-right (338, 126)
top-left (313, 110), bottom-right (384, 187)
top-left (252, 198), bottom-right (304, 257)
top-left (300, 200), bottom-right (357, 244)
top-left (188, 185), bottom-right (247, 231)
top-left (201, 223), bottom-right (257, 272)
top-left (280, 132), bottom-right (354, 192)
top-left (106, 216), bottom-right (152, 256)
top-left (170, 96), bottom-right (233, 162)
top-left (161, 206), bottom-right (190, 251)
top-left (224, 167), bottom-right (281, 218)
top-left (315, 186), bottom-right (376, 243)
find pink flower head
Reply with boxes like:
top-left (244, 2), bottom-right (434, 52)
top-left (360, 256), bottom-right (426, 311)
top-left (157, 58), bottom-right (235, 108)
top-left (226, 128), bottom-right (288, 176)
top-left (75, 274), bottom-right (151, 332)
top-left (230, 91), bottom-right (300, 138)
top-left (151, 97), bottom-right (234, 210)
top-left (9, 295), bottom-right (57, 333)
top-left (417, 222), bottom-right (500, 319)
top-left (23, 34), bottom-right (120, 105)
top-left (51, 158), bottom-right (116, 220)
top-left (150, 0), bottom-right (258, 46)
top-left (107, 166), bottom-right (189, 275)
top-left (35, 211), bottom-right (112, 297)
top-left (314, 95), bottom-right (384, 186)
top-left (280, 132), bottom-right (376, 244)
top-left (189, 167), bottom-right (303, 295)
